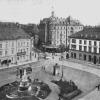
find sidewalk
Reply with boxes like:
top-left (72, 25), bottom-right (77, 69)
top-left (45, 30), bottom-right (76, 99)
top-left (49, 57), bottom-right (100, 77)
top-left (66, 58), bottom-right (100, 69)
top-left (0, 58), bottom-right (38, 70)
top-left (78, 88), bottom-right (100, 100)
top-left (58, 60), bottom-right (100, 77)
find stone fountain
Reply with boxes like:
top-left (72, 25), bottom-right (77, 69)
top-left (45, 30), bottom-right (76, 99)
top-left (6, 68), bottom-right (38, 99)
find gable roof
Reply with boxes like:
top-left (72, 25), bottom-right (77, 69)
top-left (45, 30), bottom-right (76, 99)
top-left (69, 27), bottom-right (100, 40)
top-left (0, 22), bottom-right (30, 40)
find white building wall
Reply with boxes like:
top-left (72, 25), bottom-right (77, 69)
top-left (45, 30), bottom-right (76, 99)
top-left (16, 39), bottom-right (31, 64)
top-left (70, 38), bottom-right (100, 54)
top-left (0, 38), bottom-right (32, 66)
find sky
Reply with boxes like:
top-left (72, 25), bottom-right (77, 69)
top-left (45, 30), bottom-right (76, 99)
top-left (0, 0), bottom-right (100, 25)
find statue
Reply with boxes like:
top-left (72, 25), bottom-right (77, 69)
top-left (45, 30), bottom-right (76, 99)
top-left (19, 68), bottom-right (30, 91)
top-left (21, 69), bottom-right (28, 82)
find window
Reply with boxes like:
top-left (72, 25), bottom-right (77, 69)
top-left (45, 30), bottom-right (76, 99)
top-left (94, 47), bottom-right (97, 53)
top-left (27, 42), bottom-right (29, 47)
top-left (21, 49), bottom-right (22, 52)
top-left (12, 57), bottom-right (13, 61)
top-left (79, 45), bottom-right (82, 51)
top-left (24, 42), bottom-right (25, 46)
top-left (0, 51), bottom-right (2, 55)
top-left (21, 42), bottom-right (23, 46)
top-left (18, 42), bottom-right (20, 47)
top-left (74, 53), bottom-right (76, 59)
top-left (88, 55), bottom-right (92, 62)
top-left (79, 53), bottom-right (82, 59)
top-left (84, 46), bottom-right (87, 52)
top-left (94, 41), bottom-right (97, 46)
top-left (12, 42), bottom-right (14, 47)
top-left (5, 50), bottom-right (8, 56)
top-left (71, 45), bottom-right (76, 50)
top-left (99, 48), bottom-right (100, 54)
top-left (17, 57), bottom-right (19, 60)
top-left (99, 57), bottom-right (100, 64)
top-left (72, 39), bottom-right (76, 43)
top-left (18, 49), bottom-right (20, 52)
top-left (84, 54), bottom-right (87, 60)
top-left (79, 40), bottom-right (82, 44)
top-left (23, 49), bottom-right (25, 52)
top-left (84, 40), bottom-right (87, 44)
top-left (27, 48), bottom-right (29, 52)
top-left (89, 47), bottom-right (92, 52)
top-left (12, 49), bottom-right (14, 54)
top-left (71, 52), bottom-right (73, 58)
top-left (89, 41), bottom-right (91, 45)
top-left (0, 44), bottom-right (2, 48)
top-left (6, 42), bottom-right (8, 48)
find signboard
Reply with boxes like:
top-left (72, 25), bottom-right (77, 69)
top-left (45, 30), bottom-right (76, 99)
top-left (17, 52), bottom-right (26, 56)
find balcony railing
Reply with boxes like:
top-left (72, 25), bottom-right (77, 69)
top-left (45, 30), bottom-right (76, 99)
top-left (17, 51), bottom-right (26, 56)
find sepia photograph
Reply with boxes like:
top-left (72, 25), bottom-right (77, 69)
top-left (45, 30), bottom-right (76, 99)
top-left (0, 0), bottom-right (100, 100)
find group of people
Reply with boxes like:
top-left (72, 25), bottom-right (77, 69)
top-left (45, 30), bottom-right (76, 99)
top-left (96, 84), bottom-right (100, 91)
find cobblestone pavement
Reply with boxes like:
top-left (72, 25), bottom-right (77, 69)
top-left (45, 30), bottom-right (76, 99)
top-left (0, 57), bottom-right (100, 100)
top-left (48, 58), bottom-right (100, 77)
top-left (0, 59), bottom-right (45, 87)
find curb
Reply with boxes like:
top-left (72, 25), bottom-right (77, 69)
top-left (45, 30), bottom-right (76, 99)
top-left (0, 60), bottom-right (39, 71)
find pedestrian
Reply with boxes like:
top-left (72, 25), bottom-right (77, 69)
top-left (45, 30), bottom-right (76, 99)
top-left (44, 66), bottom-right (45, 70)
top-left (96, 84), bottom-right (100, 91)
top-left (16, 68), bottom-right (19, 77)
top-left (20, 69), bottom-right (23, 78)
top-left (28, 76), bottom-right (32, 83)
top-left (58, 96), bottom-right (61, 100)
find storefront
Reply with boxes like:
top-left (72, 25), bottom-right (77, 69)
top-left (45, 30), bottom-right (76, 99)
top-left (17, 51), bottom-right (27, 63)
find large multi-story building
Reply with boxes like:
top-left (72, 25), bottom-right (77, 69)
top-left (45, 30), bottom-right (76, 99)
top-left (69, 27), bottom-right (100, 65)
top-left (66, 16), bottom-right (84, 46)
top-left (0, 23), bottom-right (32, 66)
top-left (39, 11), bottom-right (83, 47)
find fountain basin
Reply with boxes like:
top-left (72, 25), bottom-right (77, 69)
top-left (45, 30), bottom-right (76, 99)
top-left (2, 81), bottom-right (51, 100)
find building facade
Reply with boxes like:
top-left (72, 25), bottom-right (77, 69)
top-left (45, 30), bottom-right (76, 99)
top-left (39, 11), bottom-right (83, 47)
top-left (16, 39), bottom-right (31, 64)
top-left (66, 16), bottom-right (84, 46)
top-left (0, 23), bottom-right (32, 66)
top-left (69, 27), bottom-right (100, 65)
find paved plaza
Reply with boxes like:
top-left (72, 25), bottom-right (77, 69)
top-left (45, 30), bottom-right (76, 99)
top-left (0, 57), bottom-right (100, 100)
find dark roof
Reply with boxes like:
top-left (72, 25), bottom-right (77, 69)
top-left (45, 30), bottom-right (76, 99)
top-left (69, 27), bottom-right (100, 40)
top-left (0, 22), bottom-right (30, 40)
top-left (66, 16), bottom-right (83, 26)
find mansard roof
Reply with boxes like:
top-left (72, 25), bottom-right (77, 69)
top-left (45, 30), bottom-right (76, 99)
top-left (66, 16), bottom-right (83, 26)
top-left (69, 27), bottom-right (100, 40)
top-left (0, 22), bottom-right (30, 40)
top-left (40, 15), bottom-right (83, 26)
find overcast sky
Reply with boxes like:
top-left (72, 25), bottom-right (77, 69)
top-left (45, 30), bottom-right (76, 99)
top-left (0, 0), bottom-right (100, 25)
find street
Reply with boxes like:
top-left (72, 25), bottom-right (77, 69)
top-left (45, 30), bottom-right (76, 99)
top-left (0, 57), bottom-right (100, 100)
top-left (0, 59), bottom-right (46, 87)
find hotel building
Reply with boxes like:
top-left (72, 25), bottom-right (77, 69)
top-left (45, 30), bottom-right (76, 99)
top-left (39, 11), bottom-right (83, 47)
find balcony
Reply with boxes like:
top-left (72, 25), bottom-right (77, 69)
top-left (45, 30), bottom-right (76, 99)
top-left (17, 51), bottom-right (26, 56)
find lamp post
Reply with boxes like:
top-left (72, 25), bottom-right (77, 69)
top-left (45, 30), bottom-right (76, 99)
top-left (60, 58), bottom-right (64, 80)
